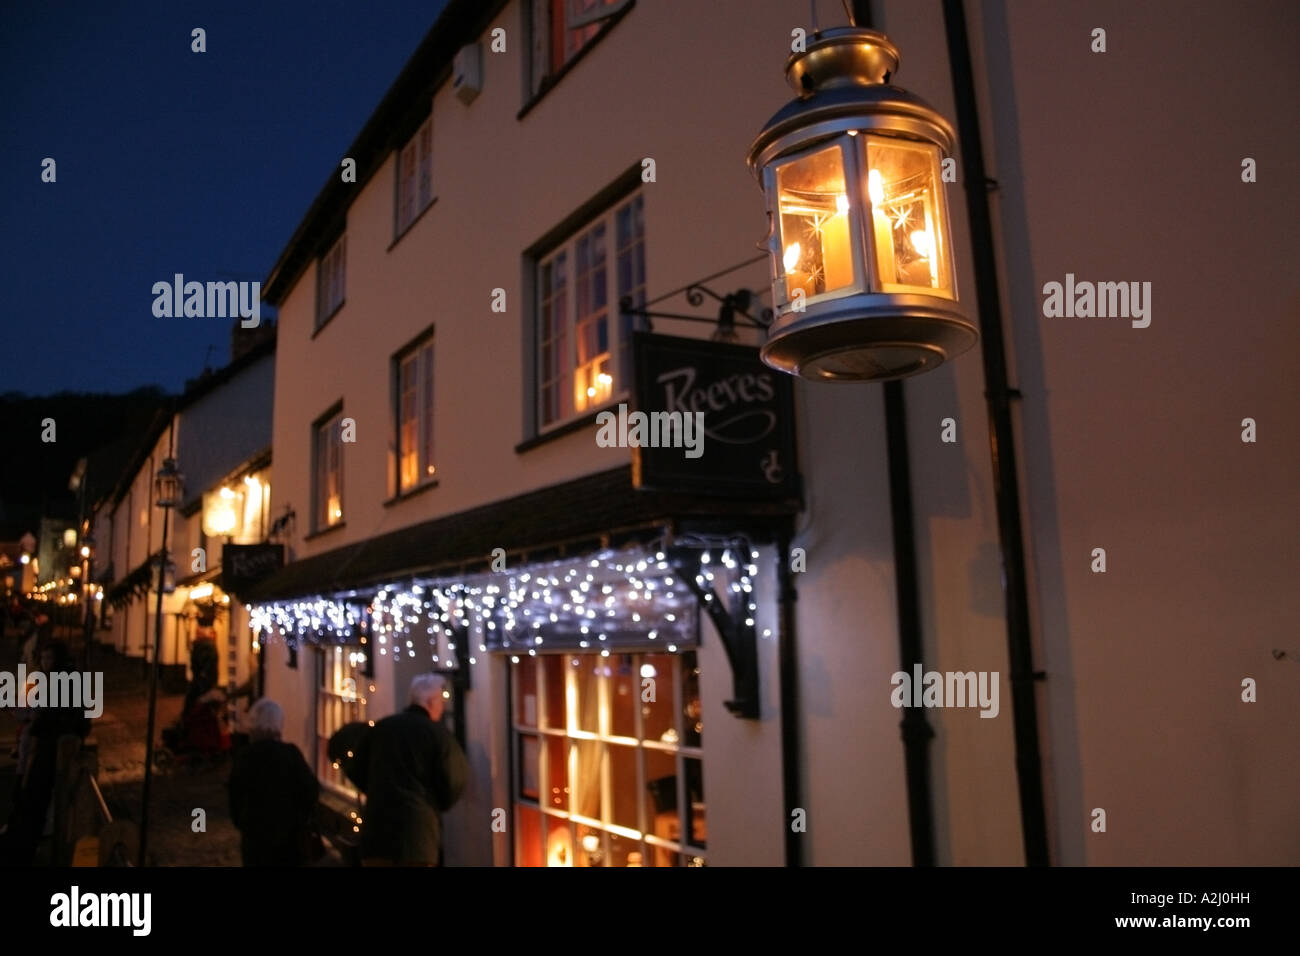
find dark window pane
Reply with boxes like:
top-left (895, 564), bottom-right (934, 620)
top-left (543, 734), bottom-right (568, 812)
top-left (541, 654), bottom-right (567, 730)
top-left (641, 653), bottom-right (675, 743)
top-left (516, 806), bottom-right (543, 867)
top-left (608, 742), bottom-right (638, 832)
top-left (514, 656), bottom-right (537, 727)
top-left (685, 757), bottom-right (706, 848)
top-left (608, 653), bottom-right (637, 738)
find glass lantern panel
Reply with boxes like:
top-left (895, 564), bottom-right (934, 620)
top-left (864, 138), bottom-right (952, 296)
top-left (776, 145), bottom-right (856, 302)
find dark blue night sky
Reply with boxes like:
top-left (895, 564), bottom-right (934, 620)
top-left (0, 1), bottom-right (448, 396)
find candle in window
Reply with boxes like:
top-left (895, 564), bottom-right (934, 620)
top-left (821, 193), bottom-right (853, 292)
top-left (869, 169), bottom-right (896, 286)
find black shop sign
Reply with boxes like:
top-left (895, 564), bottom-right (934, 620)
top-left (222, 543), bottom-right (284, 597)
top-left (631, 333), bottom-right (798, 498)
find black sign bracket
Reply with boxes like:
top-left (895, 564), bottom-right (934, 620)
top-left (667, 541), bottom-right (760, 720)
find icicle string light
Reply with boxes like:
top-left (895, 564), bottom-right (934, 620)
top-left (248, 544), bottom-right (762, 662)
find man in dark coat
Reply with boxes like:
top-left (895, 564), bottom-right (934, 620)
top-left (355, 674), bottom-right (468, 866)
top-left (228, 698), bottom-right (319, 866)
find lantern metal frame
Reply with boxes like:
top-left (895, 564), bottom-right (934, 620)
top-left (749, 27), bottom-right (977, 382)
top-left (154, 457), bottom-right (183, 509)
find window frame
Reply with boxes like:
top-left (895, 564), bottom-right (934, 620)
top-left (315, 644), bottom-right (367, 800)
top-left (530, 188), bottom-right (645, 437)
top-left (315, 233), bottom-right (347, 331)
top-left (394, 114), bottom-right (435, 240)
top-left (510, 649), bottom-right (706, 867)
top-left (311, 403), bottom-right (345, 534)
top-left (391, 327), bottom-right (437, 498)
top-left (522, 0), bottom-right (635, 113)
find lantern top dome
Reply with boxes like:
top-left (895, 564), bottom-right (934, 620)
top-left (785, 27), bottom-right (900, 94)
top-left (748, 28), bottom-right (954, 175)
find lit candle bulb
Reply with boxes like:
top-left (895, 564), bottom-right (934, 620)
top-left (869, 169), bottom-right (895, 286)
top-left (783, 241), bottom-right (802, 273)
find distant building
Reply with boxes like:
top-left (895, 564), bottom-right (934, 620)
top-left (97, 326), bottom-right (275, 706)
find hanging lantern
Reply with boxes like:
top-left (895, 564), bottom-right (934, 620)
top-left (748, 27), bottom-right (976, 382)
top-left (152, 553), bottom-right (177, 595)
top-left (154, 457), bottom-right (183, 509)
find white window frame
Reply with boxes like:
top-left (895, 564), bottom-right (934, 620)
top-left (316, 645), bottom-right (367, 800)
top-left (316, 234), bottom-right (347, 327)
top-left (395, 336), bottom-right (436, 494)
top-left (529, 0), bottom-right (632, 94)
top-left (395, 116), bottom-right (434, 237)
top-left (535, 191), bottom-right (644, 432)
top-left (313, 410), bottom-right (344, 531)
top-left (511, 649), bottom-right (706, 867)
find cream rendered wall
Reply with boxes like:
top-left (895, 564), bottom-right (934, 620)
top-left (976, 0), bottom-right (1299, 865)
top-left (873, 0), bottom-right (1025, 867)
top-left (256, 0), bottom-right (1299, 868)
top-left (869, 0), bottom-right (1300, 865)
top-left (267, 0), bottom-right (828, 866)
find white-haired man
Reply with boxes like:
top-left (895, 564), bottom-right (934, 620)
top-left (354, 674), bottom-right (468, 865)
top-left (228, 698), bottom-right (319, 866)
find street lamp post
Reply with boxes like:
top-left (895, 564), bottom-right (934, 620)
top-left (139, 456), bottom-right (182, 868)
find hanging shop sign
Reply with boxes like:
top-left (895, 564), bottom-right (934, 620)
top-left (222, 543), bottom-right (284, 597)
top-left (631, 333), bottom-right (798, 498)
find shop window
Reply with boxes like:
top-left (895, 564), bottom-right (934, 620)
top-left (316, 644), bottom-right (368, 798)
top-left (511, 648), bottom-right (705, 867)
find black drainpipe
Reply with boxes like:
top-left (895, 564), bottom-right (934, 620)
top-left (941, 0), bottom-right (1050, 866)
top-left (856, 0), bottom-right (937, 871)
top-left (775, 523), bottom-right (802, 866)
top-left (883, 381), bottom-right (937, 866)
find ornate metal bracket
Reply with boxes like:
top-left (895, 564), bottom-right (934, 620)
top-left (666, 544), bottom-right (760, 719)
top-left (620, 284), bottom-right (774, 342)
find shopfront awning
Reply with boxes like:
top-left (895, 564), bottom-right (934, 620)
top-left (242, 465), bottom-right (797, 606)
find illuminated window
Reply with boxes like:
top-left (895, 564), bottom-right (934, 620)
top-left (201, 471), bottom-right (269, 545)
top-left (394, 336), bottom-right (436, 494)
top-left (775, 143), bottom-right (858, 303)
top-left (512, 649), bottom-right (705, 867)
top-left (528, 0), bottom-right (632, 98)
top-left (396, 116), bottom-right (434, 237)
top-left (536, 191), bottom-right (643, 430)
top-left (316, 645), bottom-right (367, 798)
top-left (864, 137), bottom-right (953, 296)
top-left (313, 408), bottom-right (344, 530)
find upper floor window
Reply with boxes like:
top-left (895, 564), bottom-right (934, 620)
top-left (394, 334), bottom-right (436, 494)
top-left (317, 234), bottom-right (347, 328)
top-left (528, 0), bottom-right (632, 97)
top-left (536, 191), bottom-right (644, 431)
top-left (396, 116), bottom-right (434, 237)
top-left (313, 407), bottom-right (345, 531)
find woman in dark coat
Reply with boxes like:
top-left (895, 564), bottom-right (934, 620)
top-left (228, 699), bottom-right (319, 866)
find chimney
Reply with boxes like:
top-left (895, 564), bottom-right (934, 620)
top-left (230, 317), bottom-right (275, 362)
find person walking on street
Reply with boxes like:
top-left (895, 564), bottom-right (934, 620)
top-left (228, 699), bottom-right (320, 866)
top-left (355, 674), bottom-right (468, 866)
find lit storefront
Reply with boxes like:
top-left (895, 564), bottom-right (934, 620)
top-left (247, 333), bottom-right (799, 865)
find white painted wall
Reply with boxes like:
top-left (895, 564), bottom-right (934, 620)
top-left (262, 0), bottom-right (1299, 866)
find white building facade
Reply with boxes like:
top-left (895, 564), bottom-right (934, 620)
top-left (249, 0), bottom-right (1300, 867)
